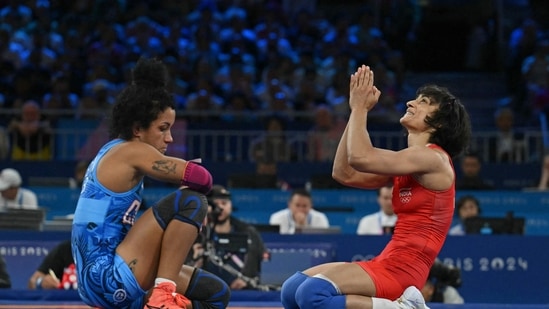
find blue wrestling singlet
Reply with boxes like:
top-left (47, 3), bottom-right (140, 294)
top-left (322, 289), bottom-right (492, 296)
top-left (71, 139), bottom-right (147, 309)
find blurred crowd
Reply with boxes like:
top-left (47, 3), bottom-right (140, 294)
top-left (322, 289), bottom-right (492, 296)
top-left (0, 0), bottom-right (548, 166)
top-left (0, 0), bottom-right (412, 127)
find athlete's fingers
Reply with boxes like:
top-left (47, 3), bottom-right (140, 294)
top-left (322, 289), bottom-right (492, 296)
top-left (350, 71), bottom-right (357, 89)
top-left (355, 66), bottom-right (364, 87)
top-left (373, 86), bottom-right (381, 101)
top-left (361, 66), bottom-right (367, 86)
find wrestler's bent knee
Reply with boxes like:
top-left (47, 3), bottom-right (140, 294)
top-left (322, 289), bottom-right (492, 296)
top-left (186, 268), bottom-right (231, 309)
top-left (281, 272), bottom-right (308, 309)
top-left (295, 276), bottom-right (344, 309)
top-left (152, 188), bottom-right (208, 230)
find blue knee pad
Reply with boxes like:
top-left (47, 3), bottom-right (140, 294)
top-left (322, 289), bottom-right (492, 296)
top-left (152, 188), bottom-right (208, 231)
top-left (186, 268), bottom-right (231, 309)
top-left (281, 272), bottom-right (308, 309)
top-left (295, 276), bottom-right (345, 309)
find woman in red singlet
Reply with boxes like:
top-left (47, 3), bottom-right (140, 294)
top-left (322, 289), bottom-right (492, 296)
top-left (280, 65), bottom-right (471, 309)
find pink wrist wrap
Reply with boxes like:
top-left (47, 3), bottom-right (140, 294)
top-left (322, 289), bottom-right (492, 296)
top-left (181, 161), bottom-right (213, 194)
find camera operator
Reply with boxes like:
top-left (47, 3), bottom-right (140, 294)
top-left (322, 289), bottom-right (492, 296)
top-left (421, 259), bottom-right (464, 304)
top-left (187, 185), bottom-right (267, 290)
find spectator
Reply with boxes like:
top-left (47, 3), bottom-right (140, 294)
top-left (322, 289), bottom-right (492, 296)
top-left (356, 185), bottom-right (397, 235)
top-left (227, 158), bottom-right (289, 190)
top-left (249, 115), bottom-right (293, 162)
top-left (293, 68), bottom-right (323, 117)
top-left (0, 26), bottom-right (25, 71)
top-left (269, 188), bottom-right (329, 234)
top-left (76, 79), bottom-right (115, 120)
top-left (185, 78), bottom-right (224, 122)
top-left (254, 68), bottom-right (295, 117)
top-left (531, 72), bottom-right (549, 124)
top-left (421, 259), bottom-right (464, 304)
top-left (28, 239), bottom-right (76, 290)
top-left (464, 20), bottom-right (489, 71)
top-left (220, 91), bottom-right (258, 124)
top-left (69, 160), bottom-right (89, 190)
top-left (254, 159), bottom-right (290, 190)
top-left (488, 107), bottom-right (526, 163)
top-left (521, 39), bottom-right (549, 121)
top-left (456, 152), bottom-right (494, 190)
top-left (0, 168), bottom-right (38, 211)
top-left (41, 74), bottom-right (79, 117)
top-left (7, 100), bottom-right (52, 160)
top-left (265, 90), bottom-right (295, 119)
top-left (215, 56), bottom-right (256, 102)
top-left (306, 104), bottom-right (345, 162)
top-left (227, 160), bottom-right (290, 191)
top-left (449, 195), bottom-right (482, 236)
top-left (504, 18), bottom-right (540, 98)
top-left (188, 185), bottom-right (267, 290)
top-left (0, 2), bottom-right (32, 29)
top-left (537, 154), bottom-right (549, 190)
top-left (0, 254), bottom-right (10, 288)
top-left (325, 70), bottom-right (351, 116)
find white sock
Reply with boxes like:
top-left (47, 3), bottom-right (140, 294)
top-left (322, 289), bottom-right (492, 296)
top-left (155, 278), bottom-right (176, 287)
top-left (372, 297), bottom-right (397, 309)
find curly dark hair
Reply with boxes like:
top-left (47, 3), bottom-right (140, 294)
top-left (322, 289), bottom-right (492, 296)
top-left (109, 57), bottom-right (175, 140)
top-left (417, 84), bottom-right (471, 159)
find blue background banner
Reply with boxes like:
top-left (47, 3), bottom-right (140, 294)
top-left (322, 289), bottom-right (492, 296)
top-left (261, 234), bottom-right (549, 304)
top-left (31, 188), bottom-right (549, 235)
top-left (1, 231), bottom-right (548, 304)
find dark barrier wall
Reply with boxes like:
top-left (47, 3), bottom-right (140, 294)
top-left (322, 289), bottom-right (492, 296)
top-left (30, 188), bottom-right (549, 235)
top-left (0, 161), bottom-right (542, 191)
top-left (0, 231), bottom-right (548, 304)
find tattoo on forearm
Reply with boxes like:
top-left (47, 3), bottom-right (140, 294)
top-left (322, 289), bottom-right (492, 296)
top-left (152, 160), bottom-right (177, 175)
top-left (128, 259), bottom-right (138, 272)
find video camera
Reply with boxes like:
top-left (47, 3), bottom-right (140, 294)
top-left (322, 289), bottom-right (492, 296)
top-left (429, 260), bottom-right (462, 288)
top-left (207, 197), bottom-right (223, 224)
top-left (206, 185), bottom-right (231, 224)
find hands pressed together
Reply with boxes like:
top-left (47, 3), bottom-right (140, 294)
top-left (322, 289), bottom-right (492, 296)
top-left (349, 65), bottom-right (381, 112)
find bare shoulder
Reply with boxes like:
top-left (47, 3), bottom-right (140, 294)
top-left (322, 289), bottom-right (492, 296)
top-left (401, 145), bottom-right (448, 169)
top-left (430, 146), bottom-right (452, 165)
top-left (101, 141), bottom-right (159, 169)
top-left (416, 145), bottom-right (454, 190)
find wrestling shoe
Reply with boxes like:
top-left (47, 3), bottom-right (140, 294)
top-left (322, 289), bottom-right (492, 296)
top-left (394, 286), bottom-right (430, 309)
top-left (173, 293), bottom-right (191, 308)
top-left (145, 282), bottom-right (191, 309)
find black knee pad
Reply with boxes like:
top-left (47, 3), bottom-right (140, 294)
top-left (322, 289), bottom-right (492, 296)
top-left (185, 268), bottom-right (231, 309)
top-left (152, 188), bottom-right (208, 231)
